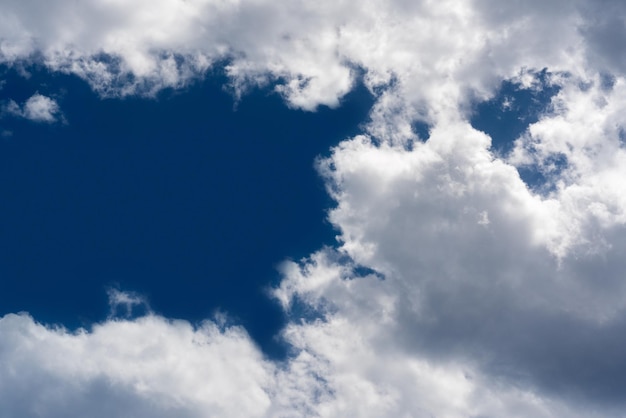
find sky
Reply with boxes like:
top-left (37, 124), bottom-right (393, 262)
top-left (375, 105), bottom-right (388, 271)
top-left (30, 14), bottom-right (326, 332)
top-left (1, 1), bottom-right (626, 417)
top-left (0, 63), bottom-right (373, 358)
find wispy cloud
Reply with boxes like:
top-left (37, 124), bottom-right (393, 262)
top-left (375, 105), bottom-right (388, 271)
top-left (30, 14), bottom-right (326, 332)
top-left (107, 289), bottom-right (151, 318)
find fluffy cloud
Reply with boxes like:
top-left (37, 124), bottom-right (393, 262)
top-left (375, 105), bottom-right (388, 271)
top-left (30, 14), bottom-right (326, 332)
top-left (0, 313), bottom-right (274, 418)
top-left (280, 117), bottom-right (626, 412)
top-left (4, 93), bottom-right (62, 123)
top-left (2, 0), bottom-right (626, 417)
top-left (0, 0), bottom-right (610, 110)
top-left (0, 308), bottom-right (603, 418)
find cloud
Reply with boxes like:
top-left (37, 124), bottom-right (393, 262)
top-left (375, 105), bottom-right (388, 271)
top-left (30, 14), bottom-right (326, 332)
top-left (0, 312), bottom-right (274, 418)
top-left (1, 1), bottom-right (626, 417)
top-left (579, 0), bottom-right (626, 74)
top-left (280, 116), bottom-right (626, 410)
top-left (0, 0), bottom-right (611, 111)
top-left (0, 307), bottom-right (604, 418)
top-left (4, 93), bottom-right (62, 123)
top-left (107, 288), bottom-right (151, 318)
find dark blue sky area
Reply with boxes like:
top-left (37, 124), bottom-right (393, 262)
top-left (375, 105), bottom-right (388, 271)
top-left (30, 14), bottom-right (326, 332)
top-left (0, 64), bottom-right (374, 358)
top-left (471, 70), bottom-right (561, 188)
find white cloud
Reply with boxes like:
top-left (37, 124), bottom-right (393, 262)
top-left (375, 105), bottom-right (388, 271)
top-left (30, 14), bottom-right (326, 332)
top-left (1, 1), bottom-right (626, 416)
top-left (0, 313), bottom-right (274, 418)
top-left (0, 306), bottom-right (605, 418)
top-left (4, 93), bottom-right (62, 123)
top-left (0, 0), bottom-right (608, 110)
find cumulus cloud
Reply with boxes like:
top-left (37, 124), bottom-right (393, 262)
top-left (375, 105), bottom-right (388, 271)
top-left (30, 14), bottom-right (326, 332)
top-left (286, 120), bottom-right (626, 409)
top-left (0, 307), bottom-right (605, 418)
top-left (0, 313), bottom-right (274, 418)
top-left (2, 0), bottom-right (626, 417)
top-left (0, 0), bottom-right (609, 110)
top-left (4, 93), bottom-right (62, 123)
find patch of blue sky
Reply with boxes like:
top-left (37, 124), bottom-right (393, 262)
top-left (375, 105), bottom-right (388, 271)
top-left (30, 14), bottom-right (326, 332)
top-left (0, 63), bottom-right (374, 359)
top-left (410, 121), bottom-right (430, 143)
top-left (470, 69), bottom-right (564, 190)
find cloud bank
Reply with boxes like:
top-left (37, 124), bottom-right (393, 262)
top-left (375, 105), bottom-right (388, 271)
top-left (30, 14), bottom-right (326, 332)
top-left (2, 0), bottom-right (626, 416)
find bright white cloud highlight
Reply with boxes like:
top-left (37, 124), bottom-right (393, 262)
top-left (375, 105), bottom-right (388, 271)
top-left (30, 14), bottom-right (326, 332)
top-left (1, 0), bottom-right (626, 417)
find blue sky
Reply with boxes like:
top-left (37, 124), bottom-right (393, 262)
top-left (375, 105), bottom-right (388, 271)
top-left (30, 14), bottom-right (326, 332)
top-left (0, 64), bottom-right (373, 357)
top-left (2, 1), bottom-right (626, 417)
